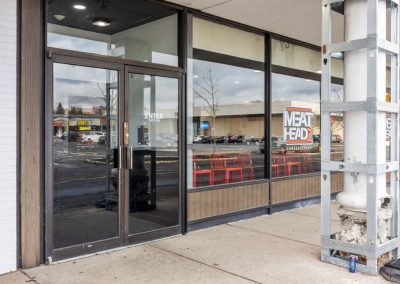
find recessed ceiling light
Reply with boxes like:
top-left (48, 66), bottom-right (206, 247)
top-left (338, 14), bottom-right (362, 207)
top-left (193, 75), bottom-right (199, 78)
top-left (92, 19), bottom-right (111, 27)
top-left (73, 4), bottom-right (86, 10)
top-left (316, 70), bottom-right (322, 74)
top-left (54, 14), bottom-right (65, 21)
top-left (254, 70), bottom-right (262, 73)
top-left (234, 81), bottom-right (240, 84)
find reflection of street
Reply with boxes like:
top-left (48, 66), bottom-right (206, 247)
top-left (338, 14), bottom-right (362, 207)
top-left (53, 137), bottom-right (180, 248)
top-left (53, 139), bottom-right (179, 210)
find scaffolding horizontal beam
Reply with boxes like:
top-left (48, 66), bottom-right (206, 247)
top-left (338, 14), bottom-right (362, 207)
top-left (377, 238), bottom-right (400, 257)
top-left (321, 237), bottom-right (376, 258)
top-left (326, 37), bottom-right (399, 55)
top-left (378, 39), bottom-right (399, 55)
top-left (321, 100), bottom-right (400, 113)
top-left (321, 161), bottom-right (399, 174)
top-left (321, 255), bottom-right (378, 275)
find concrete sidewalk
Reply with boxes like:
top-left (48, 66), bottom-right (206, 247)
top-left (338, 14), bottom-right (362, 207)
top-left (0, 204), bottom-right (389, 284)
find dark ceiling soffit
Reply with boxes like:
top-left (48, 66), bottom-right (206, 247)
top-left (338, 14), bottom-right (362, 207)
top-left (47, 0), bottom-right (178, 35)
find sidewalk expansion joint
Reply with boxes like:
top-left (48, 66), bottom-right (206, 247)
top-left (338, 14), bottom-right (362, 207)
top-left (20, 270), bottom-right (41, 284)
top-left (227, 224), bottom-right (320, 248)
top-left (285, 211), bottom-right (320, 219)
top-left (151, 245), bottom-right (261, 284)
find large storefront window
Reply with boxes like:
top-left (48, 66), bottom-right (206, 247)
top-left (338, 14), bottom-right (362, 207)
top-left (47, 1), bottom-right (178, 66)
top-left (271, 73), bottom-right (321, 178)
top-left (188, 60), bottom-right (265, 188)
top-left (187, 17), bottom-right (265, 189)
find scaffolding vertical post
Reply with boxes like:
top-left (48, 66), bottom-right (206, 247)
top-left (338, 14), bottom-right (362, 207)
top-left (320, 0), bottom-right (400, 275)
top-left (321, 2), bottom-right (333, 261)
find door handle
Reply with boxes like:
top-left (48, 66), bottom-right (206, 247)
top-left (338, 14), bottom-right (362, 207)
top-left (129, 146), bottom-right (134, 170)
top-left (119, 146), bottom-right (124, 169)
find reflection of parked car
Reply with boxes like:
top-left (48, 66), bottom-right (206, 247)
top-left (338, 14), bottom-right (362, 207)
top-left (62, 131), bottom-right (80, 142)
top-left (331, 134), bottom-right (342, 143)
top-left (98, 135), bottom-right (106, 145)
top-left (211, 136), bottom-right (225, 143)
top-left (272, 136), bottom-right (286, 153)
top-left (81, 131), bottom-right (106, 143)
top-left (193, 135), bottom-right (204, 143)
top-left (200, 136), bottom-right (212, 143)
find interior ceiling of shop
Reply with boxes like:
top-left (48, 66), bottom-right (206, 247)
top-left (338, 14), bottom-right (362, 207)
top-left (167, 0), bottom-right (344, 46)
top-left (48, 0), bottom-right (176, 35)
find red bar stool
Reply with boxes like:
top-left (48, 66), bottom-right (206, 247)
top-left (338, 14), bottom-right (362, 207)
top-left (225, 153), bottom-right (243, 183)
top-left (272, 154), bottom-right (286, 177)
top-left (193, 156), bottom-right (213, 187)
top-left (237, 152), bottom-right (255, 180)
top-left (285, 155), bottom-right (301, 176)
top-left (302, 153), bottom-right (312, 173)
top-left (271, 164), bottom-right (279, 177)
top-left (210, 153), bottom-right (228, 184)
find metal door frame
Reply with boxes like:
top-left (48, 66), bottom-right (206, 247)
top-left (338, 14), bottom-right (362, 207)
top-left (45, 49), bottom-right (185, 261)
top-left (45, 52), bottom-right (126, 261)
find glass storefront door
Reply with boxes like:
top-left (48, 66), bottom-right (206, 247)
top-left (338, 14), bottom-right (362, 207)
top-left (50, 61), bottom-right (123, 257)
top-left (125, 67), bottom-right (181, 240)
top-left (48, 56), bottom-right (181, 259)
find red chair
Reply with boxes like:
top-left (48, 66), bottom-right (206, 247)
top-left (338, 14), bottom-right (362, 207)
top-left (193, 156), bottom-right (213, 187)
top-left (285, 155), bottom-right (301, 176)
top-left (225, 153), bottom-right (243, 183)
top-left (271, 164), bottom-right (279, 177)
top-left (272, 154), bottom-right (286, 177)
top-left (210, 153), bottom-right (228, 184)
top-left (237, 153), bottom-right (255, 180)
top-left (302, 153), bottom-right (313, 173)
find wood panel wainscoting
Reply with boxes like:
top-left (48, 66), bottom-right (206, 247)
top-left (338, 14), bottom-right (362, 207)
top-left (187, 183), bottom-right (269, 221)
top-left (271, 173), bottom-right (343, 205)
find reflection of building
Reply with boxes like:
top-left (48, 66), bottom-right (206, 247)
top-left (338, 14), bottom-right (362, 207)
top-left (193, 102), bottom-right (264, 138)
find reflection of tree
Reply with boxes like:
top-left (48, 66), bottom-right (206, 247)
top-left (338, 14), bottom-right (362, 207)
top-left (91, 69), bottom-right (117, 194)
top-left (69, 106), bottom-right (83, 115)
top-left (92, 70), bottom-right (118, 113)
top-left (193, 64), bottom-right (220, 150)
top-left (330, 87), bottom-right (344, 133)
top-left (56, 102), bottom-right (65, 114)
top-left (312, 87), bottom-right (344, 135)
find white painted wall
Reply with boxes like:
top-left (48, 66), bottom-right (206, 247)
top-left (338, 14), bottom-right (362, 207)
top-left (0, 0), bottom-right (17, 275)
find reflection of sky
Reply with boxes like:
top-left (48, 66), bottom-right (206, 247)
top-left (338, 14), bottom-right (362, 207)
top-left (193, 60), bottom-right (264, 106)
top-left (54, 64), bottom-right (117, 111)
top-left (48, 32), bottom-right (108, 55)
top-left (272, 73), bottom-right (320, 103)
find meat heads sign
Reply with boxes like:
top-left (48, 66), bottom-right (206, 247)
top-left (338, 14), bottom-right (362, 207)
top-left (283, 107), bottom-right (314, 145)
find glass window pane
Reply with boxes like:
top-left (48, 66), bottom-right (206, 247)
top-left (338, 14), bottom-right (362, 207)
top-left (127, 74), bottom-right (179, 235)
top-left (271, 73), bottom-right (320, 178)
top-left (187, 60), bottom-right (265, 188)
top-left (47, 1), bottom-right (178, 66)
top-left (53, 63), bottom-right (119, 248)
top-left (193, 17), bottom-right (265, 62)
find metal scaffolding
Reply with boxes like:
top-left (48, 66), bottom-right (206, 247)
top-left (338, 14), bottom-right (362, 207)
top-left (321, 0), bottom-right (400, 275)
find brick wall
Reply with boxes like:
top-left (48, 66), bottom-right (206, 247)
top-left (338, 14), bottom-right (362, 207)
top-left (0, 0), bottom-right (17, 275)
